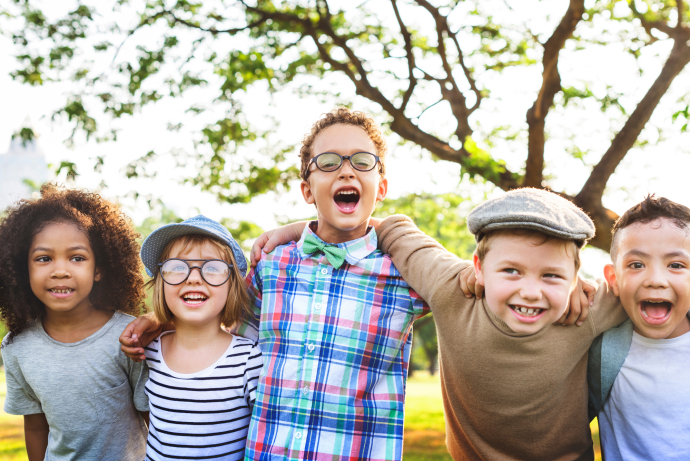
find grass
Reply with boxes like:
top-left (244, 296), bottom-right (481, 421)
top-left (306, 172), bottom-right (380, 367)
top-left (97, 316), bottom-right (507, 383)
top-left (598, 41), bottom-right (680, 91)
top-left (0, 370), bottom-right (599, 460)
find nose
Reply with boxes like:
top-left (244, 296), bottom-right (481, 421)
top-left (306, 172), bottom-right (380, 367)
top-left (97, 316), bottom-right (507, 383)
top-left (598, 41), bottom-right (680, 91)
top-left (51, 260), bottom-right (70, 279)
top-left (519, 278), bottom-right (542, 301)
top-left (338, 160), bottom-right (356, 179)
top-left (186, 266), bottom-right (204, 284)
top-left (643, 263), bottom-right (669, 290)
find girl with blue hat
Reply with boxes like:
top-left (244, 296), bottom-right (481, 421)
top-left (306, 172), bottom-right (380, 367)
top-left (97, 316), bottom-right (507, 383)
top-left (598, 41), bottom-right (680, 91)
top-left (138, 215), bottom-right (262, 460)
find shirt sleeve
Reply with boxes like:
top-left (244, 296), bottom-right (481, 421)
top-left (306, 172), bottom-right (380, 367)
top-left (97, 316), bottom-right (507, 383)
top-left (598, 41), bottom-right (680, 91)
top-left (243, 342), bottom-right (263, 408)
top-left (378, 215), bottom-right (474, 312)
top-left (589, 278), bottom-right (628, 337)
top-left (1, 341), bottom-right (43, 416)
top-left (231, 266), bottom-right (263, 341)
top-left (127, 356), bottom-right (150, 412)
top-left (410, 288), bottom-right (430, 319)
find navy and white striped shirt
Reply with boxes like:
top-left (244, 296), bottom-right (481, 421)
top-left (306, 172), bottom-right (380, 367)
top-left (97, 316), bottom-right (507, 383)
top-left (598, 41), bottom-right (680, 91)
top-left (144, 333), bottom-right (262, 460)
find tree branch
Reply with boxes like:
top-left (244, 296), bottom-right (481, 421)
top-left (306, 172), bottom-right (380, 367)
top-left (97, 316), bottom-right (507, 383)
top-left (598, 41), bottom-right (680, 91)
top-left (577, 40), bottom-right (690, 209)
top-left (391, 0), bottom-right (417, 112)
top-left (630, 1), bottom-right (690, 39)
top-left (524, 0), bottom-right (584, 188)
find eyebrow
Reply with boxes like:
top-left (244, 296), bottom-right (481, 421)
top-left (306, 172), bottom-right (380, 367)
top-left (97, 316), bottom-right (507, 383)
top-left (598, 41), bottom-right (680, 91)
top-left (32, 245), bottom-right (91, 254)
top-left (623, 249), bottom-right (650, 258)
top-left (623, 249), bottom-right (690, 259)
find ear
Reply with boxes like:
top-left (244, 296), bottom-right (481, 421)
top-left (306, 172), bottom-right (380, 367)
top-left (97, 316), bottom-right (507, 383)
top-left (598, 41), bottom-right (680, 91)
top-left (603, 264), bottom-right (619, 297)
top-left (94, 267), bottom-right (102, 283)
top-left (301, 180), bottom-right (315, 205)
top-left (473, 254), bottom-right (484, 286)
top-left (376, 176), bottom-right (388, 202)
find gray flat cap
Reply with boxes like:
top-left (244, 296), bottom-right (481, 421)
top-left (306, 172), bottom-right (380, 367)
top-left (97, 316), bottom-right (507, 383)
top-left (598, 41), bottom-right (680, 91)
top-left (467, 188), bottom-right (595, 245)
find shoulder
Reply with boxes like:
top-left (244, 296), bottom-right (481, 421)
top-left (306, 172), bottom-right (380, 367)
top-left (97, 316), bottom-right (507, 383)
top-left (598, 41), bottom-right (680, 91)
top-left (1, 320), bottom-right (40, 352)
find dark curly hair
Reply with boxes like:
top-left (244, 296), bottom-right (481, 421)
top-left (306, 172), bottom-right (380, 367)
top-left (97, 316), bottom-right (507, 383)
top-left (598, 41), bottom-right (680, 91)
top-left (0, 184), bottom-right (145, 340)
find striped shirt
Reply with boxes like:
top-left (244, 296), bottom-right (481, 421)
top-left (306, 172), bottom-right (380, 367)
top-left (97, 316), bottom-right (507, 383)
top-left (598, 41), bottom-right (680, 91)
top-left (144, 333), bottom-right (263, 460)
top-left (236, 223), bottom-right (429, 461)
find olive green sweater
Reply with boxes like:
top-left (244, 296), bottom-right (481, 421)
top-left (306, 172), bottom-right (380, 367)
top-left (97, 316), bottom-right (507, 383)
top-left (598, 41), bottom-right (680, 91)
top-left (379, 215), bottom-right (626, 461)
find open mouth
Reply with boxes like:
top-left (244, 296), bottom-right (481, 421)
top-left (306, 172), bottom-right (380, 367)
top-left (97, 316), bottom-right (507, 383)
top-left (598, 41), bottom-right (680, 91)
top-left (639, 300), bottom-right (672, 325)
top-left (182, 293), bottom-right (208, 306)
top-left (334, 188), bottom-right (360, 213)
top-left (510, 305), bottom-right (546, 323)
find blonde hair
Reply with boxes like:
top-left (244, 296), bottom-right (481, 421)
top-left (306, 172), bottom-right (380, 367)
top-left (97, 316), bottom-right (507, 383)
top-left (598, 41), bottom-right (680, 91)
top-left (475, 229), bottom-right (582, 274)
top-left (149, 234), bottom-right (251, 328)
top-left (300, 107), bottom-right (387, 180)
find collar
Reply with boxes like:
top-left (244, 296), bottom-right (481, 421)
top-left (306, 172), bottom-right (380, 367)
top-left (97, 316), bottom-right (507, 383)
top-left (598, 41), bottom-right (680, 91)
top-left (296, 221), bottom-right (378, 267)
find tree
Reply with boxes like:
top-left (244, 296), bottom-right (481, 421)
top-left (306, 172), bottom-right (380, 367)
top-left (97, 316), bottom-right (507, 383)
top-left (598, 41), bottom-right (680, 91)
top-left (5, 0), bottom-right (690, 250)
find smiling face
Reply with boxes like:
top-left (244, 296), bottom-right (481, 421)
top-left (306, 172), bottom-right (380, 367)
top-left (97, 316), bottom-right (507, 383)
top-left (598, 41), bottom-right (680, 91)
top-left (606, 219), bottom-right (690, 339)
top-left (28, 221), bottom-right (101, 315)
top-left (474, 231), bottom-right (577, 335)
top-left (162, 239), bottom-right (230, 327)
top-left (301, 123), bottom-right (388, 244)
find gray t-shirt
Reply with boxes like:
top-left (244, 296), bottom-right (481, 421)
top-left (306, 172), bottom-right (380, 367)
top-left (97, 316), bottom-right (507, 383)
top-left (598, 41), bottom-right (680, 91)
top-left (1, 311), bottom-right (149, 460)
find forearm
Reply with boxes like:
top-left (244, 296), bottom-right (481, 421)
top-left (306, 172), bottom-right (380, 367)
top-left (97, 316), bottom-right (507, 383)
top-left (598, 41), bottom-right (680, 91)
top-left (377, 215), bottom-right (472, 305)
top-left (24, 414), bottom-right (49, 461)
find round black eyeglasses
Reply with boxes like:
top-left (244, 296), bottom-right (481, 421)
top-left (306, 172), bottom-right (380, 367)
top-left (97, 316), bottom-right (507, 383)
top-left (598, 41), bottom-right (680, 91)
top-left (158, 259), bottom-right (233, 286)
top-left (307, 152), bottom-right (381, 176)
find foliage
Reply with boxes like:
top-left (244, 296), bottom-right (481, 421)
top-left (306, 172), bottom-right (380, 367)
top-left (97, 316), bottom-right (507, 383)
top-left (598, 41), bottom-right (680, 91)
top-left (3, 0), bottom-right (690, 251)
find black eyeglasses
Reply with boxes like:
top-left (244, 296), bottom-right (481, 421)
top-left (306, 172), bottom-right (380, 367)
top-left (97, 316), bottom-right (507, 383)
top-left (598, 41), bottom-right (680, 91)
top-left (158, 259), bottom-right (233, 286)
top-left (307, 152), bottom-right (381, 177)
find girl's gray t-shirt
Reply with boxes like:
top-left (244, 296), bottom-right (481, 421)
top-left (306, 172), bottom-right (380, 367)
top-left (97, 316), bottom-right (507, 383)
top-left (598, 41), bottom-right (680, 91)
top-left (1, 310), bottom-right (149, 460)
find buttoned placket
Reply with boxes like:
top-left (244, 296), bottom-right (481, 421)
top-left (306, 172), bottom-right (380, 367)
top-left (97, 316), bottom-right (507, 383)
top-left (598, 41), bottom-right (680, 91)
top-left (289, 254), bottom-right (333, 455)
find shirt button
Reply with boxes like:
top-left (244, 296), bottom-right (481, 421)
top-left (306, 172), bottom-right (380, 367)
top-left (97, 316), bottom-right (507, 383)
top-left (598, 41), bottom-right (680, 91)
top-left (321, 268), bottom-right (328, 275)
top-left (307, 343), bottom-right (315, 352)
top-left (314, 303), bottom-right (321, 310)
top-left (302, 385), bottom-right (309, 395)
top-left (295, 431), bottom-right (302, 439)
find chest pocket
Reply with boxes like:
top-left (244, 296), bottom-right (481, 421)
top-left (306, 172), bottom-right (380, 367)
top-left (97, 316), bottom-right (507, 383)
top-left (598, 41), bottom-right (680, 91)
top-left (93, 380), bottom-right (135, 424)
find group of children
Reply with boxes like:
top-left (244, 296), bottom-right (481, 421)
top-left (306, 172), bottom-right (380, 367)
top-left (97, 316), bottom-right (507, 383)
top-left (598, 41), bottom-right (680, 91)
top-left (0, 107), bottom-right (687, 460)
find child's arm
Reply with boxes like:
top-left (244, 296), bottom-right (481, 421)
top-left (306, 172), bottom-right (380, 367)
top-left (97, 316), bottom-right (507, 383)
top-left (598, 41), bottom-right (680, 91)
top-left (24, 413), bottom-right (49, 461)
top-left (250, 221), bottom-right (308, 268)
top-left (119, 313), bottom-right (173, 361)
top-left (377, 215), bottom-right (473, 308)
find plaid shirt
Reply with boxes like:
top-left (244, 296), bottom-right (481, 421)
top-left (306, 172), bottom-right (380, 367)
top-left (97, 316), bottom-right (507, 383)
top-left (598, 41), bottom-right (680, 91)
top-left (237, 223), bottom-right (428, 461)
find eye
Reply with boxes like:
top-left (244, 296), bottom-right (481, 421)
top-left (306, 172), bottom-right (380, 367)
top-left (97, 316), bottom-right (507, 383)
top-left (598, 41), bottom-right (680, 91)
top-left (35, 256), bottom-right (51, 263)
top-left (71, 256), bottom-right (86, 262)
top-left (544, 273), bottom-right (563, 279)
top-left (629, 262), bottom-right (644, 269)
top-left (669, 262), bottom-right (686, 269)
top-left (502, 268), bottom-right (519, 275)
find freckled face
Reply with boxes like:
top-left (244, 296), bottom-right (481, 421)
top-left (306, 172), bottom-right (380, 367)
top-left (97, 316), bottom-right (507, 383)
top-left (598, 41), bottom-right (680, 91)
top-left (475, 234), bottom-right (577, 335)
top-left (28, 222), bottom-right (101, 314)
top-left (301, 124), bottom-right (388, 244)
top-left (606, 219), bottom-right (690, 339)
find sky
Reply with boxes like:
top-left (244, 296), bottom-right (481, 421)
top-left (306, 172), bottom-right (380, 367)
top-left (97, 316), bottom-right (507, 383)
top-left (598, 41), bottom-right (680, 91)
top-left (0, 0), bottom-right (689, 278)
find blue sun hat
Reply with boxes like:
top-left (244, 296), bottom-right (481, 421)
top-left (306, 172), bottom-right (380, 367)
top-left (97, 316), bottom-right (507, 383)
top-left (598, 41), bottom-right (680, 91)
top-left (140, 215), bottom-right (247, 278)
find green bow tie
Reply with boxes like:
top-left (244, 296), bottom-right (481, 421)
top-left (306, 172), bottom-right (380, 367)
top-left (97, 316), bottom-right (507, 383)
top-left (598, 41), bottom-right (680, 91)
top-left (302, 234), bottom-right (348, 269)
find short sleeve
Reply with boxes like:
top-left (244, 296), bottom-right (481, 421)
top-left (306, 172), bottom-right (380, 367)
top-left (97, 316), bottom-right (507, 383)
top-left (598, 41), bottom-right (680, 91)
top-left (232, 267), bottom-right (262, 341)
top-left (127, 357), bottom-right (150, 412)
top-left (410, 288), bottom-right (430, 319)
top-left (2, 342), bottom-right (43, 416)
top-left (243, 342), bottom-right (263, 408)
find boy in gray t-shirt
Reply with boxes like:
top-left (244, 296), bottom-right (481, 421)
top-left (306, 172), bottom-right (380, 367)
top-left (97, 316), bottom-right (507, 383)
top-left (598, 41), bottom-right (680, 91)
top-left (2, 311), bottom-right (149, 460)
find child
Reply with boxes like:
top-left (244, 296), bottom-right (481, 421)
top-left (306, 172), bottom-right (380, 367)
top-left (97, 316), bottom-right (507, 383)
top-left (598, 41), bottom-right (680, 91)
top-left (255, 188), bottom-right (623, 460)
top-left (588, 195), bottom-right (690, 460)
top-left (121, 108), bottom-right (429, 460)
top-left (0, 184), bottom-right (149, 460)
top-left (138, 215), bottom-right (262, 460)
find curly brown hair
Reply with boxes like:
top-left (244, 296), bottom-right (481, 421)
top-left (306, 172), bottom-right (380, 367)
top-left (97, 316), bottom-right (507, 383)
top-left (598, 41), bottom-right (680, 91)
top-left (0, 184), bottom-right (145, 340)
top-left (300, 108), bottom-right (388, 180)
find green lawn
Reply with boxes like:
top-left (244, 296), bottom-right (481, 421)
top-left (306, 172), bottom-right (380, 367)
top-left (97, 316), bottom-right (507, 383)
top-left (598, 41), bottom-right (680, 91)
top-left (0, 370), bottom-right (599, 460)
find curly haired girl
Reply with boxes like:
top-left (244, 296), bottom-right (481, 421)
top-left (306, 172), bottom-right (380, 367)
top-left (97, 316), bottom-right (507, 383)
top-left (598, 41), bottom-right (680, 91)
top-left (0, 184), bottom-right (149, 460)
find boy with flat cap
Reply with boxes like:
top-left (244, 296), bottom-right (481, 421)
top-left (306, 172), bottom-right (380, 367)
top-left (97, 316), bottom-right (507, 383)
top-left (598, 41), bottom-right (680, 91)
top-left (254, 188), bottom-right (626, 460)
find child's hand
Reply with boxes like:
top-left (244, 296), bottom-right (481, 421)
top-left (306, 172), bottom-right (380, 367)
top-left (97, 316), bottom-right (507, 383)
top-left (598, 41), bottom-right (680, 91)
top-left (119, 312), bottom-right (165, 362)
top-left (250, 221), bottom-right (310, 268)
top-left (459, 265), bottom-right (484, 299)
top-left (556, 277), bottom-right (596, 326)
